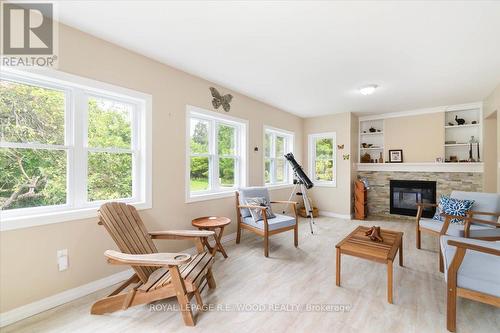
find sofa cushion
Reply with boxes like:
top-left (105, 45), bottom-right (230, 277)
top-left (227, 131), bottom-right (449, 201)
top-left (440, 236), bottom-right (500, 297)
top-left (238, 187), bottom-right (271, 218)
top-left (242, 214), bottom-right (296, 231)
top-left (420, 218), bottom-right (500, 238)
top-left (451, 191), bottom-right (500, 223)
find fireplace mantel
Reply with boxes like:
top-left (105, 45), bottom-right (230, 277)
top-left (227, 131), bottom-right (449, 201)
top-left (356, 162), bottom-right (483, 173)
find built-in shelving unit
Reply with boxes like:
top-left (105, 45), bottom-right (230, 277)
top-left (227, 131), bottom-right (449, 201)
top-left (359, 119), bottom-right (384, 163)
top-left (444, 105), bottom-right (482, 162)
top-left (357, 102), bottom-right (484, 170)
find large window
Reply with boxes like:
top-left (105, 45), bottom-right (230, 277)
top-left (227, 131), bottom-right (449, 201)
top-left (187, 106), bottom-right (246, 201)
top-left (264, 127), bottom-right (294, 185)
top-left (308, 132), bottom-right (336, 187)
top-left (0, 69), bottom-right (151, 230)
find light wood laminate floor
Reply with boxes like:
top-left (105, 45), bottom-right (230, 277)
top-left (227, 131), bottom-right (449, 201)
top-left (3, 217), bottom-right (499, 333)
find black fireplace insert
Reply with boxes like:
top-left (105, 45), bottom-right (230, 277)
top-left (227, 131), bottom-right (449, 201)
top-left (390, 180), bottom-right (436, 218)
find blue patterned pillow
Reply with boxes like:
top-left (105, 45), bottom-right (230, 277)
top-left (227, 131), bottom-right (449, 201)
top-left (432, 195), bottom-right (474, 224)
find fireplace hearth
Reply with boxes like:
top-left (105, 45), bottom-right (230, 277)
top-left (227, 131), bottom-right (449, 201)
top-left (390, 180), bottom-right (436, 218)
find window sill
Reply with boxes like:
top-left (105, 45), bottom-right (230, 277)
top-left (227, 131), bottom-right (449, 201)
top-left (313, 182), bottom-right (337, 188)
top-left (0, 201), bottom-right (152, 232)
top-left (265, 183), bottom-right (295, 190)
top-left (186, 191), bottom-right (236, 203)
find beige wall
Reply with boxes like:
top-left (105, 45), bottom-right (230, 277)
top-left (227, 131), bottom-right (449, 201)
top-left (0, 24), bottom-right (304, 313)
top-left (483, 83), bottom-right (500, 192)
top-left (384, 112), bottom-right (445, 162)
top-left (303, 112), bottom-right (355, 216)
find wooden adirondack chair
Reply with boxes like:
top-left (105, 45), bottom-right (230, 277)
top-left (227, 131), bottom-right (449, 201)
top-left (91, 202), bottom-right (217, 326)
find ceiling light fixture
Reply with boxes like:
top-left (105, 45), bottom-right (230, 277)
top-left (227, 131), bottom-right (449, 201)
top-left (359, 85), bottom-right (378, 96)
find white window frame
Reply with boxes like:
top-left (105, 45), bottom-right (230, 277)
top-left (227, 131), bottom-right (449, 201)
top-left (186, 105), bottom-right (247, 203)
top-left (0, 68), bottom-right (152, 231)
top-left (263, 126), bottom-right (294, 187)
top-left (308, 132), bottom-right (337, 187)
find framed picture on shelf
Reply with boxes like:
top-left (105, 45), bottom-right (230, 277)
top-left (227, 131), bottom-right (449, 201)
top-left (389, 149), bottom-right (403, 163)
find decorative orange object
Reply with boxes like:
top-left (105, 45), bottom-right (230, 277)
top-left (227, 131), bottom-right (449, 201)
top-left (364, 226), bottom-right (384, 242)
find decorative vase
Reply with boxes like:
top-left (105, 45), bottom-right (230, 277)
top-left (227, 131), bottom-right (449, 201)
top-left (378, 152), bottom-right (383, 163)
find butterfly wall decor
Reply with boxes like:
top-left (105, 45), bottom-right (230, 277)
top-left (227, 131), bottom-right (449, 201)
top-left (343, 154), bottom-right (350, 160)
top-left (337, 144), bottom-right (344, 150)
top-left (210, 87), bottom-right (233, 112)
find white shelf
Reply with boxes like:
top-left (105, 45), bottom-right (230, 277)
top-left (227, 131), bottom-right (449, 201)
top-left (356, 162), bottom-right (483, 173)
top-left (444, 143), bottom-right (471, 147)
top-left (360, 147), bottom-right (384, 150)
top-left (360, 132), bottom-right (383, 136)
top-left (445, 124), bottom-right (479, 129)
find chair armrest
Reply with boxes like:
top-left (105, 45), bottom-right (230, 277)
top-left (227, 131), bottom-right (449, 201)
top-left (104, 250), bottom-right (191, 266)
top-left (447, 240), bottom-right (500, 256)
top-left (238, 204), bottom-right (267, 210)
top-left (271, 201), bottom-right (297, 205)
top-left (149, 230), bottom-right (214, 240)
top-left (470, 211), bottom-right (500, 217)
top-left (468, 211), bottom-right (500, 227)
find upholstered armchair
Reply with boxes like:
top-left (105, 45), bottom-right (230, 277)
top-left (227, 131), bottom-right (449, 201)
top-left (415, 191), bottom-right (500, 271)
top-left (440, 235), bottom-right (500, 332)
top-left (235, 187), bottom-right (298, 257)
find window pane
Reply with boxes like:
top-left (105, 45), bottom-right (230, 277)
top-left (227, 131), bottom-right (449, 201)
top-left (190, 118), bottom-right (209, 154)
top-left (217, 124), bottom-right (235, 155)
top-left (88, 97), bottom-right (132, 149)
top-left (276, 159), bottom-right (286, 182)
top-left (88, 152), bottom-right (132, 201)
top-left (0, 80), bottom-right (65, 145)
top-left (264, 132), bottom-right (271, 157)
top-left (219, 157), bottom-right (235, 187)
top-left (264, 158), bottom-right (271, 183)
top-left (315, 159), bottom-right (333, 181)
top-left (190, 156), bottom-right (209, 191)
top-left (276, 136), bottom-right (285, 157)
top-left (315, 138), bottom-right (333, 159)
top-left (0, 148), bottom-right (66, 210)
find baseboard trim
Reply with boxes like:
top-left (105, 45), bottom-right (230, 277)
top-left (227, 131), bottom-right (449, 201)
top-left (319, 211), bottom-right (353, 220)
top-left (0, 231), bottom-right (239, 328)
top-left (0, 268), bottom-right (134, 328)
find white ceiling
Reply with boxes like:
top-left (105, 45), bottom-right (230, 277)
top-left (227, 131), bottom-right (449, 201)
top-left (56, 1), bottom-right (500, 117)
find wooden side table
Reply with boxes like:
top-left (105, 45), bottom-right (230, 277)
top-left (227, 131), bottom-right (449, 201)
top-left (192, 216), bottom-right (231, 258)
top-left (335, 226), bottom-right (403, 304)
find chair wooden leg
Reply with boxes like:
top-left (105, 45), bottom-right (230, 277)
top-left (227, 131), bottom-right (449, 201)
top-left (264, 235), bottom-right (269, 257)
top-left (439, 249), bottom-right (444, 273)
top-left (169, 265), bottom-right (195, 326)
top-left (294, 224), bottom-right (298, 247)
top-left (447, 281), bottom-right (457, 332)
top-left (416, 227), bottom-right (421, 249)
top-left (194, 288), bottom-right (203, 309)
top-left (206, 268), bottom-right (216, 289)
top-left (236, 223), bottom-right (241, 244)
top-left (446, 247), bottom-right (466, 332)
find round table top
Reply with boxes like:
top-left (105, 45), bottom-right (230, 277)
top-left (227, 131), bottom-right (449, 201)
top-left (192, 216), bottom-right (231, 228)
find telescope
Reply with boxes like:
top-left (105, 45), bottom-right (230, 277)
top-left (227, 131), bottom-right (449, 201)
top-left (284, 152), bottom-right (315, 234)
top-left (284, 153), bottom-right (314, 189)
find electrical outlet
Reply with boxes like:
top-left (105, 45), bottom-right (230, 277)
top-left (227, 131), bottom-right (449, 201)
top-left (57, 249), bottom-right (68, 271)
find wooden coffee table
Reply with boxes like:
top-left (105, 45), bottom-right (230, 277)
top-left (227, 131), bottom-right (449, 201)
top-left (192, 216), bottom-right (231, 258)
top-left (335, 226), bottom-right (403, 304)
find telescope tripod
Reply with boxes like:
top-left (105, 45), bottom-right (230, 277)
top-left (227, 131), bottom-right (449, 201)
top-left (286, 182), bottom-right (315, 234)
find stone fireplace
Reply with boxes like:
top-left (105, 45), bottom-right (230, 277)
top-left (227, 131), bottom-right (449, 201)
top-left (357, 169), bottom-right (483, 220)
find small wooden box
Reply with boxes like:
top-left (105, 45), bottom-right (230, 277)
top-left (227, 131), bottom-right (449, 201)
top-left (298, 206), bottom-right (319, 218)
